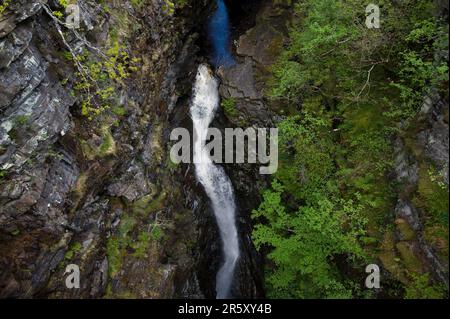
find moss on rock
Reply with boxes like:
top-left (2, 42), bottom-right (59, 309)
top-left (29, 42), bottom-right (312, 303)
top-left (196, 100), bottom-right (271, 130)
top-left (395, 218), bottom-right (415, 241)
top-left (395, 241), bottom-right (423, 274)
top-left (132, 191), bottom-right (167, 216)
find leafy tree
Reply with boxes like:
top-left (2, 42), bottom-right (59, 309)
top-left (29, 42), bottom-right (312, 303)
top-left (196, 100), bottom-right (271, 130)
top-left (252, 181), bottom-right (366, 298)
top-left (276, 112), bottom-right (335, 201)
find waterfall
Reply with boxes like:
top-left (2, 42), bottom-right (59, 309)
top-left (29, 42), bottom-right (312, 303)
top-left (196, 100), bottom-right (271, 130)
top-left (209, 0), bottom-right (235, 67)
top-left (190, 64), bottom-right (239, 299)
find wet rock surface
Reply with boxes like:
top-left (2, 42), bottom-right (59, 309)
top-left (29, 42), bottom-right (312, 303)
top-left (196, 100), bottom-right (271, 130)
top-left (0, 0), bottom-right (217, 298)
top-left (418, 96), bottom-right (449, 185)
top-left (378, 95), bottom-right (450, 289)
top-left (217, 0), bottom-right (290, 127)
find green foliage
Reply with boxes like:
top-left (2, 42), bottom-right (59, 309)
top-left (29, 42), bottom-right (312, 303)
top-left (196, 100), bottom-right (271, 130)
top-left (99, 128), bottom-right (115, 156)
top-left (415, 164), bottom-right (449, 227)
top-left (74, 44), bottom-right (140, 120)
top-left (107, 214), bottom-right (137, 278)
top-left (161, 0), bottom-right (189, 15)
top-left (64, 242), bottom-right (82, 260)
top-left (271, 0), bottom-right (448, 123)
top-left (276, 112), bottom-right (335, 201)
top-left (132, 192), bottom-right (167, 216)
top-left (252, 180), bottom-right (366, 298)
top-left (57, 0), bottom-right (70, 8)
top-left (162, 0), bottom-right (176, 15)
top-left (387, 19), bottom-right (449, 120)
top-left (14, 115), bottom-right (30, 126)
top-left (112, 105), bottom-right (126, 117)
top-left (405, 273), bottom-right (446, 299)
top-left (130, 0), bottom-right (145, 9)
top-left (106, 206), bottom-right (166, 277)
top-left (151, 225), bottom-right (164, 241)
top-left (7, 115), bottom-right (31, 144)
top-left (80, 126), bottom-right (116, 159)
top-left (48, 0), bottom-right (142, 120)
top-left (52, 10), bottom-right (64, 19)
top-left (252, 106), bottom-right (375, 299)
top-left (0, 0), bottom-right (11, 14)
top-left (259, 0), bottom-right (448, 299)
top-left (62, 51), bottom-right (72, 61)
top-left (53, 0), bottom-right (75, 18)
top-left (270, 0), bottom-right (362, 104)
top-left (59, 2), bottom-right (142, 120)
top-left (221, 98), bottom-right (238, 118)
top-left (131, 231), bottom-right (150, 258)
top-left (0, 169), bottom-right (8, 181)
top-left (106, 237), bottom-right (121, 278)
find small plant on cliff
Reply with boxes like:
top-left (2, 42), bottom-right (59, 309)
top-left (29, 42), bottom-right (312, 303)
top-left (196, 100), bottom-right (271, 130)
top-left (131, 231), bottom-right (150, 258)
top-left (64, 242), bottom-right (82, 260)
top-left (162, 0), bottom-right (187, 15)
top-left (162, 0), bottom-right (176, 15)
top-left (151, 225), bottom-right (164, 241)
top-left (41, 3), bottom-right (141, 120)
top-left (221, 98), bottom-right (238, 118)
top-left (57, 0), bottom-right (71, 7)
top-left (0, 0), bottom-right (11, 14)
top-left (107, 214), bottom-right (137, 278)
top-left (52, 0), bottom-right (74, 18)
top-left (0, 169), bottom-right (8, 182)
top-left (130, 0), bottom-right (145, 9)
top-left (71, 42), bottom-right (141, 120)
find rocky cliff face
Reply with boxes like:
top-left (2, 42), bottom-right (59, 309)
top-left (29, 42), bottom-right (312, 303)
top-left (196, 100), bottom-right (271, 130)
top-left (379, 94), bottom-right (449, 290)
top-left (0, 0), bottom-right (268, 300)
top-left (0, 0), bottom-right (217, 298)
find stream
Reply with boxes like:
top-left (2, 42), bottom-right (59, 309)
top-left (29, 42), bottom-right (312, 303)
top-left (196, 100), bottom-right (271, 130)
top-left (209, 0), bottom-right (235, 67)
top-left (189, 0), bottom-right (240, 299)
top-left (190, 64), bottom-right (239, 299)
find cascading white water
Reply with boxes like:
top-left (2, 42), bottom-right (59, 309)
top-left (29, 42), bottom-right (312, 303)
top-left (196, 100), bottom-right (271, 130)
top-left (190, 64), bottom-right (239, 299)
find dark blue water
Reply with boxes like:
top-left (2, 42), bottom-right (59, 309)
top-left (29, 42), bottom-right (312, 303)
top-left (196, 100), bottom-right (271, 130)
top-left (208, 0), bottom-right (235, 68)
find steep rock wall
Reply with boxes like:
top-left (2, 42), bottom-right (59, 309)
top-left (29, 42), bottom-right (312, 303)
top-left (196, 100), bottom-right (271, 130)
top-left (0, 0), bottom-right (211, 298)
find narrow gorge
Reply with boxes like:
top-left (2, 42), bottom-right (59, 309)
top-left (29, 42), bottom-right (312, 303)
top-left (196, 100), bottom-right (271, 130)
top-left (0, 0), bottom-right (265, 299)
top-left (191, 64), bottom-right (239, 299)
top-left (0, 0), bottom-right (448, 300)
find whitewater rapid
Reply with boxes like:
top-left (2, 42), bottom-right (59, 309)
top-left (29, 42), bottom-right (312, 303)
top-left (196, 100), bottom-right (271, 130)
top-left (190, 64), bottom-right (239, 299)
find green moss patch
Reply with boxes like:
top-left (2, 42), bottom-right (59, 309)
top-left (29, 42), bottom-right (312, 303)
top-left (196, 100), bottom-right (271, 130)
top-left (221, 98), bottom-right (238, 119)
top-left (106, 214), bottom-right (136, 278)
top-left (132, 191), bottom-right (167, 217)
top-left (65, 241), bottom-right (82, 260)
top-left (395, 241), bottom-right (423, 274)
top-left (131, 231), bottom-right (150, 258)
top-left (414, 163), bottom-right (449, 226)
top-left (395, 219), bottom-right (415, 241)
top-left (80, 126), bottom-right (116, 160)
top-left (405, 273), bottom-right (446, 299)
top-left (378, 231), bottom-right (408, 284)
